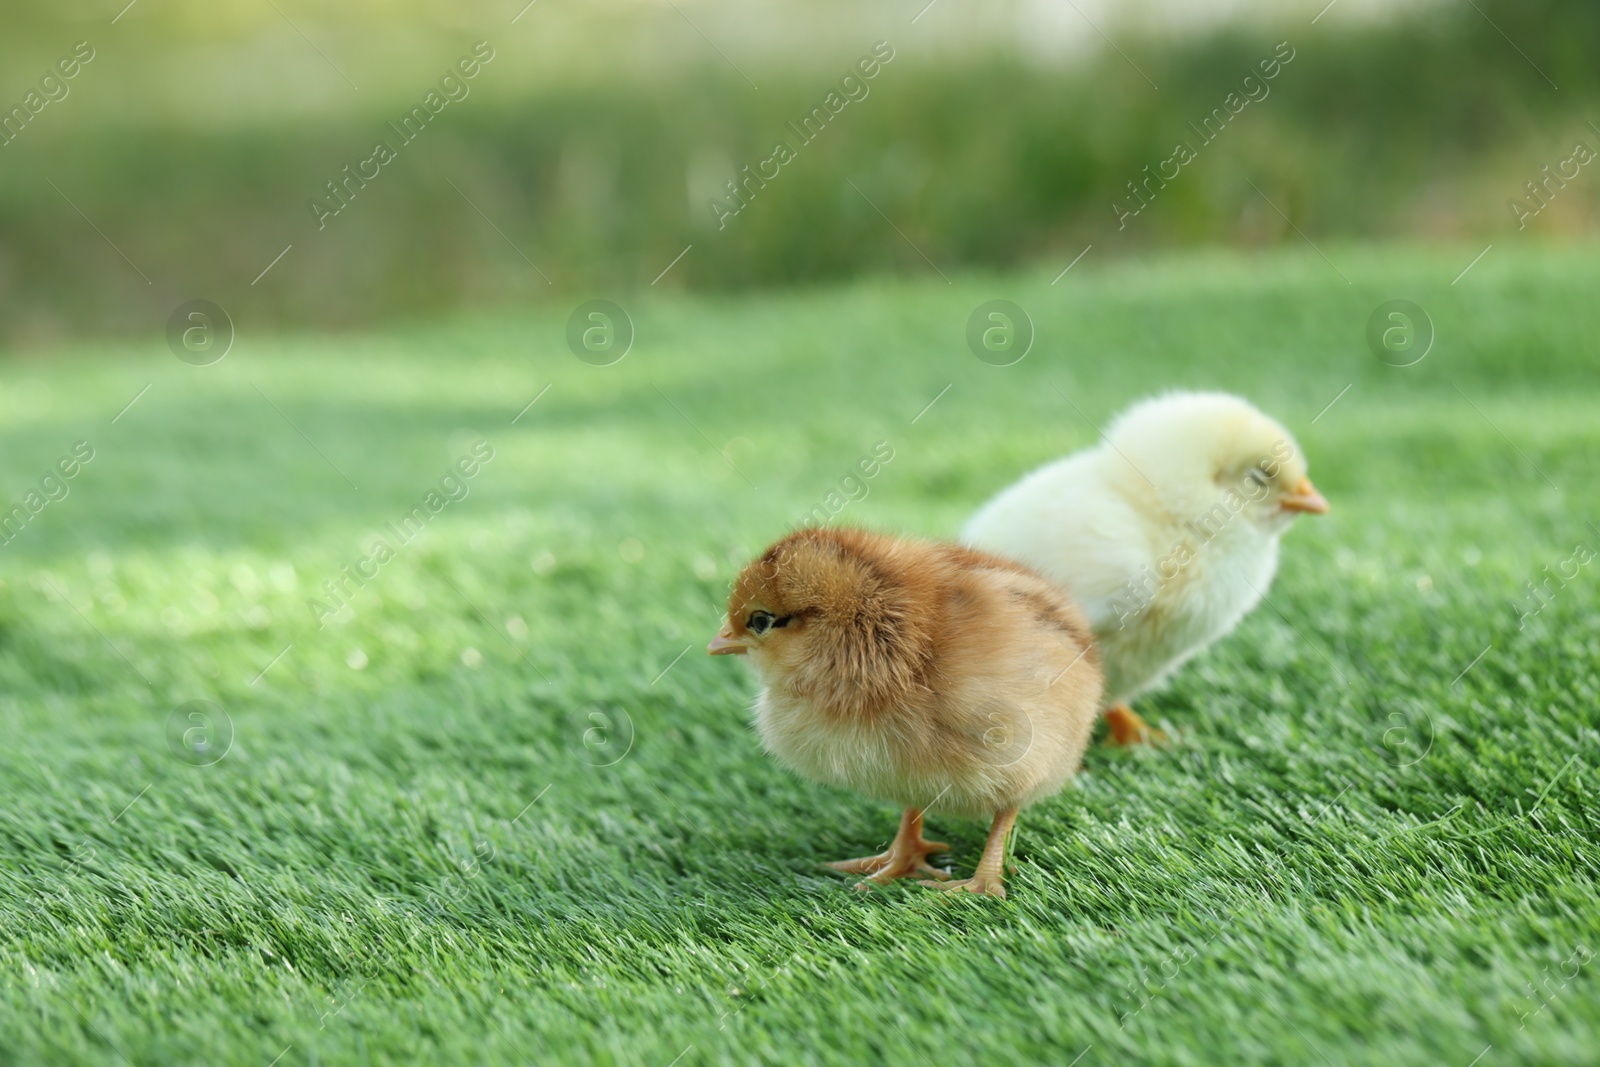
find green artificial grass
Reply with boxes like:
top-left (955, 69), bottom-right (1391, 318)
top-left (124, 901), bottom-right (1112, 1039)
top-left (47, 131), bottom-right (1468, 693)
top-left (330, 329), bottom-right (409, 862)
top-left (0, 243), bottom-right (1596, 1066)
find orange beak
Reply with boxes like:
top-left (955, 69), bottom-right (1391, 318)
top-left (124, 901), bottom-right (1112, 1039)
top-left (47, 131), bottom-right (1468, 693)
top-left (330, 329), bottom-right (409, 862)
top-left (707, 623), bottom-right (748, 656)
top-left (1280, 476), bottom-right (1330, 515)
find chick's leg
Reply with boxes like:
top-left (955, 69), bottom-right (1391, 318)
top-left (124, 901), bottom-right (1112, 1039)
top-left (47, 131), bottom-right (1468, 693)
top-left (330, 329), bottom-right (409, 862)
top-left (1105, 703), bottom-right (1166, 746)
top-left (827, 807), bottom-right (950, 888)
top-left (927, 808), bottom-right (1018, 898)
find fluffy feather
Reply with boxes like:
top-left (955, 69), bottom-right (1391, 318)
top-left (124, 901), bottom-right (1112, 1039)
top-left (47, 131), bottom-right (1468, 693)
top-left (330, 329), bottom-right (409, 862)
top-left (962, 391), bottom-right (1327, 713)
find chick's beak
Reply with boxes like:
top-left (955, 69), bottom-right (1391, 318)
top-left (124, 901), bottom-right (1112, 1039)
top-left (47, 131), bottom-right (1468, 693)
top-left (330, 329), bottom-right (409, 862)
top-left (707, 623), bottom-right (748, 656)
top-left (1280, 476), bottom-right (1330, 515)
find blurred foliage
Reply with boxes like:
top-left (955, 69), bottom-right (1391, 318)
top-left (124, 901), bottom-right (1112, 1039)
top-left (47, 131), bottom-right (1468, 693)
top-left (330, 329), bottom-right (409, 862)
top-left (0, 0), bottom-right (1597, 345)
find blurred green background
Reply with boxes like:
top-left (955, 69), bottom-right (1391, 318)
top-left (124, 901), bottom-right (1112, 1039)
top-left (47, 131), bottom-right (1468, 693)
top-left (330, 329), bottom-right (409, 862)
top-left (1, 0), bottom-right (1596, 346)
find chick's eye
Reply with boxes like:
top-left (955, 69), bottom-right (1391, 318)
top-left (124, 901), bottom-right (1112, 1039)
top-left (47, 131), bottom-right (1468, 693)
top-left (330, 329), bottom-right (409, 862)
top-left (1246, 467), bottom-right (1270, 489)
top-left (747, 610), bottom-right (774, 635)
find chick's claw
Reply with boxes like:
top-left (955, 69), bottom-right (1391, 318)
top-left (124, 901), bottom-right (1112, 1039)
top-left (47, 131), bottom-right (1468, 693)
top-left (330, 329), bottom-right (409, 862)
top-left (826, 842), bottom-right (951, 887)
top-left (826, 851), bottom-right (950, 877)
top-left (922, 876), bottom-right (1007, 899)
top-left (826, 808), bottom-right (950, 887)
top-left (847, 865), bottom-right (953, 892)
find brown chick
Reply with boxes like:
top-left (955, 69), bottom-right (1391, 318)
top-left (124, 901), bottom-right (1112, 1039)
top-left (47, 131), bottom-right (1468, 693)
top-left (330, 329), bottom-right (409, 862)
top-left (707, 527), bottom-right (1103, 897)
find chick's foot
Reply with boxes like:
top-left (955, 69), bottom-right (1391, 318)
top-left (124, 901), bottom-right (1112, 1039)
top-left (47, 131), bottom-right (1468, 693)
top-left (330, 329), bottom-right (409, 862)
top-left (1105, 703), bottom-right (1167, 746)
top-left (920, 807), bottom-right (1017, 899)
top-left (827, 807), bottom-right (950, 888)
top-left (927, 873), bottom-right (1007, 898)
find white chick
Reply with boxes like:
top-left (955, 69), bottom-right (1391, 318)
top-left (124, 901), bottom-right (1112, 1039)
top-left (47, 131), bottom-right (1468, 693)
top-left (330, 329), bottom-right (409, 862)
top-left (962, 391), bottom-right (1328, 743)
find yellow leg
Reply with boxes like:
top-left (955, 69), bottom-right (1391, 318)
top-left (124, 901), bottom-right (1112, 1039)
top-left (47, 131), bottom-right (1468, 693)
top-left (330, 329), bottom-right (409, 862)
top-left (924, 808), bottom-right (1017, 898)
top-left (1105, 703), bottom-right (1166, 746)
top-left (827, 807), bottom-right (951, 889)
